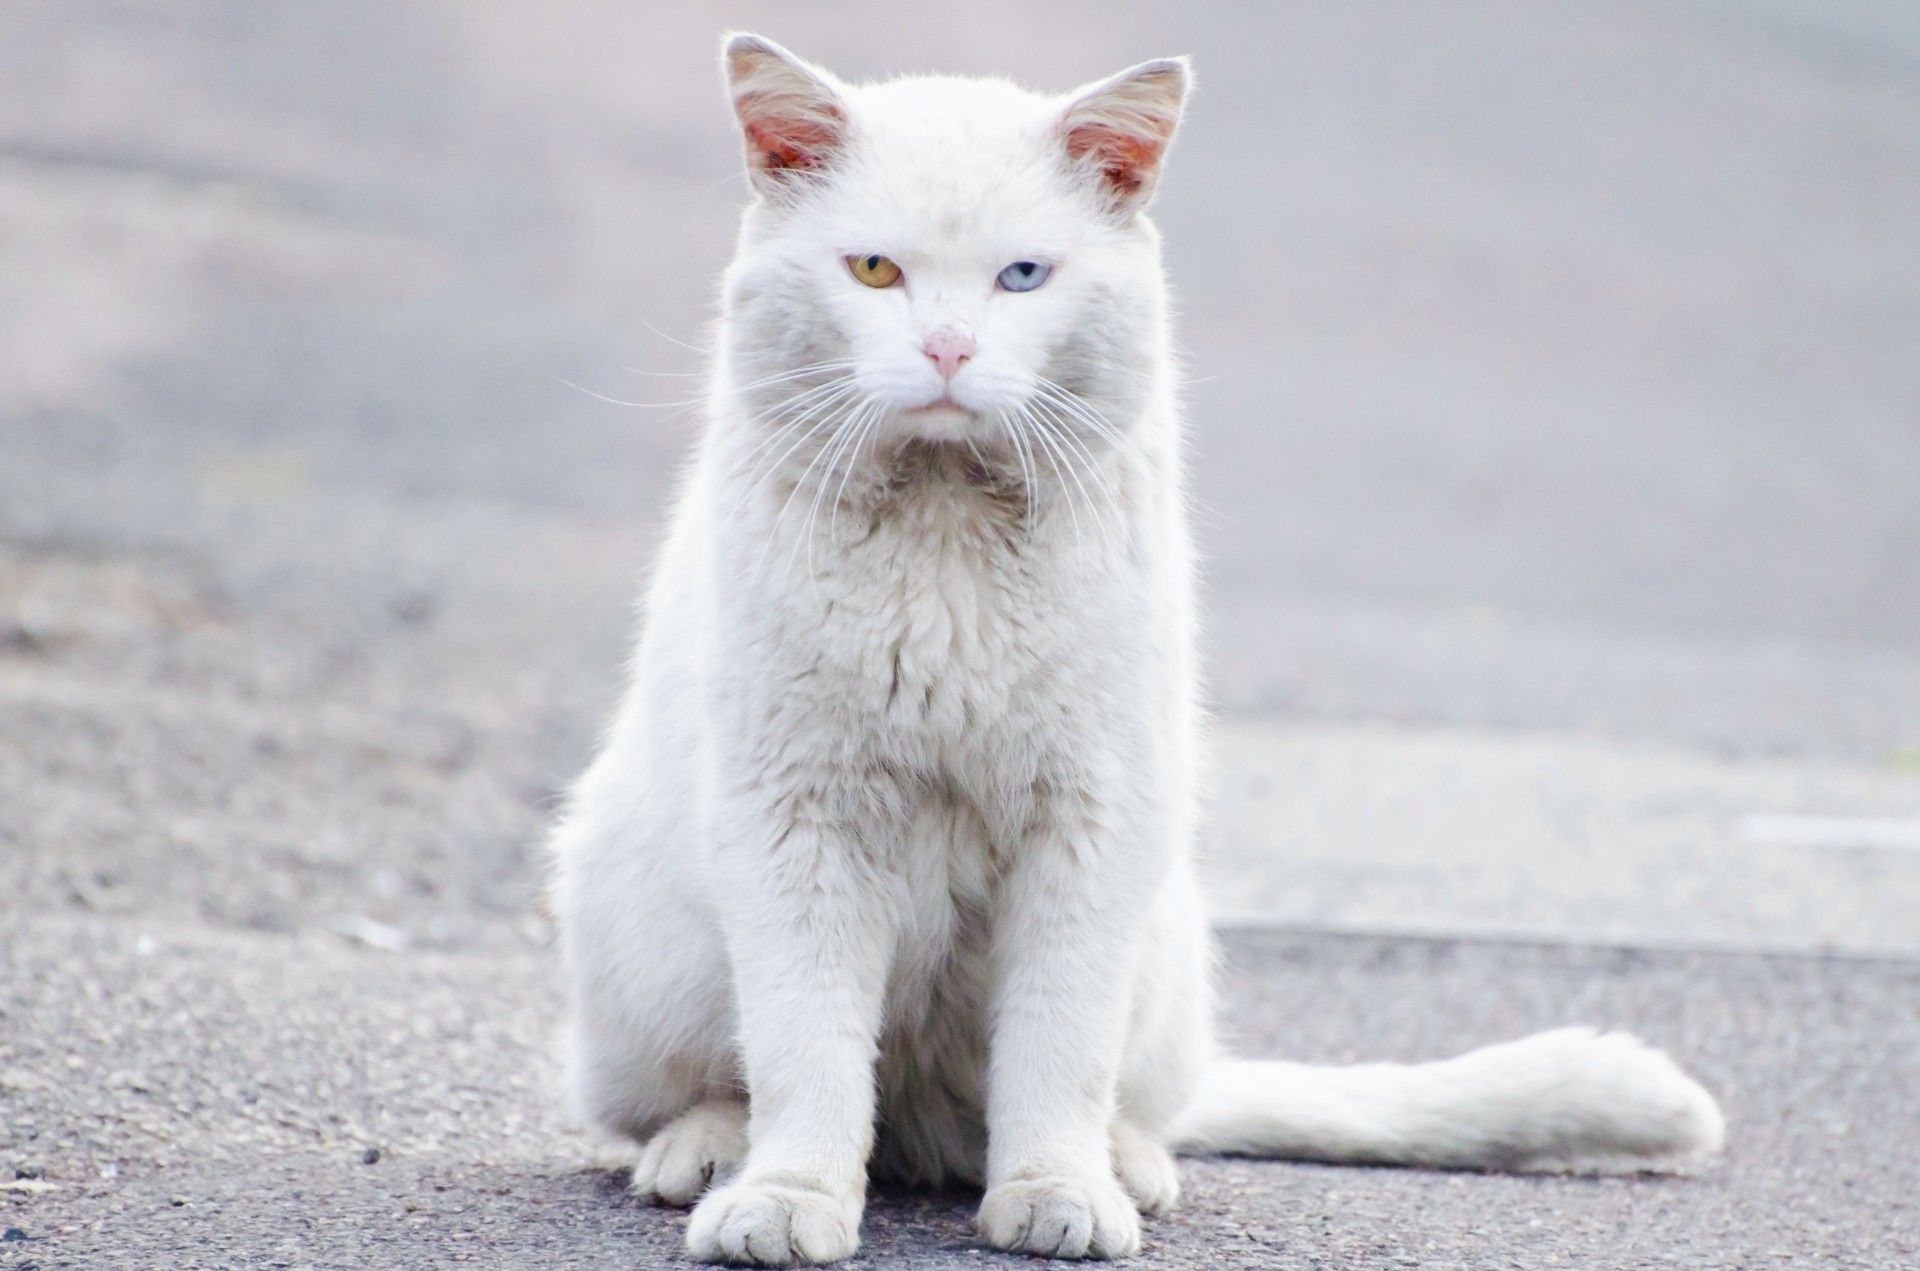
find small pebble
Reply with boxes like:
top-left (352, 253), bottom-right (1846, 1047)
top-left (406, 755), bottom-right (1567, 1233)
top-left (169, 1196), bottom-right (188, 1208)
top-left (3, 1227), bottom-right (30, 1241)
top-left (361, 1148), bottom-right (382, 1165)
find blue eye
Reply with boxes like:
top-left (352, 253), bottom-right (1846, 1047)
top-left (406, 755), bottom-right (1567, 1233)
top-left (996, 260), bottom-right (1052, 293)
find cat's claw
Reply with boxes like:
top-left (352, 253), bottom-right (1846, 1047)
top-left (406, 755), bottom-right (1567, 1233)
top-left (978, 1174), bottom-right (1142, 1260)
top-left (686, 1180), bottom-right (859, 1266)
top-left (631, 1101), bottom-right (749, 1206)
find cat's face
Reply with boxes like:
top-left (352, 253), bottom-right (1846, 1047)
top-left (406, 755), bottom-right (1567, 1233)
top-left (718, 36), bottom-right (1188, 455)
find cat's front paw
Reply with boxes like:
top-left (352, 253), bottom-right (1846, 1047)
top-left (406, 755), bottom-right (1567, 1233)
top-left (686, 1179), bottom-right (859, 1266)
top-left (1111, 1122), bottom-right (1181, 1217)
top-left (632, 1101), bottom-right (749, 1206)
top-left (977, 1174), bottom-right (1141, 1259)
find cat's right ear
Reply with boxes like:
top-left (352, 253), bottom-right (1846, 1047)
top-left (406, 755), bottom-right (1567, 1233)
top-left (722, 33), bottom-right (850, 197)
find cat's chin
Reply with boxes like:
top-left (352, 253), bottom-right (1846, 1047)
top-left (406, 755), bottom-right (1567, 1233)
top-left (899, 402), bottom-right (978, 442)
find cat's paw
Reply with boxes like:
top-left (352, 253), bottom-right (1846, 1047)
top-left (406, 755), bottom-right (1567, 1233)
top-left (1111, 1123), bottom-right (1181, 1217)
top-left (686, 1179), bottom-right (859, 1266)
top-left (977, 1174), bottom-right (1141, 1259)
top-left (632, 1101), bottom-right (749, 1206)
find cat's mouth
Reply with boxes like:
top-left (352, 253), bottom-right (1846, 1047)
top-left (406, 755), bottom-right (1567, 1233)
top-left (905, 393), bottom-right (966, 414)
top-left (901, 398), bottom-right (977, 438)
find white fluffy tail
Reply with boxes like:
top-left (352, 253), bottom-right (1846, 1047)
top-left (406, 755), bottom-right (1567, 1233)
top-left (1168, 1028), bottom-right (1724, 1173)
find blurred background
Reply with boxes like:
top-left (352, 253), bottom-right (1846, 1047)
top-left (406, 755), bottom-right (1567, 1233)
top-left (2, 3), bottom-right (1918, 1264)
top-left (4, 0), bottom-right (1915, 951)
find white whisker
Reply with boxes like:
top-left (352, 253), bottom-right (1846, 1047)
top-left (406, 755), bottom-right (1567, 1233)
top-left (797, 400), bottom-right (877, 578)
top-left (728, 406), bottom-right (856, 527)
top-left (1029, 397), bottom-right (1122, 543)
top-left (1000, 410), bottom-right (1039, 529)
top-left (553, 377), bottom-right (701, 411)
top-left (635, 316), bottom-right (707, 355)
top-left (1032, 375), bottom-right (1140, 457)
top-left (1016, 404), bottom-right (1083, 550)
top-left (727, 377), bottom-right (862, 483)
top-left (758, 398), bottom-right (856, 575)
top-left (827, 405), bottom-right (882, 546)
top-left (727, 379), bottom-right (865, 502)
top-left (561, 359), bottom-right (860, 412)
top-left (726, 359), bottom-right (864, 396)
top-left (1027, 402), bottom-right (1115, 548)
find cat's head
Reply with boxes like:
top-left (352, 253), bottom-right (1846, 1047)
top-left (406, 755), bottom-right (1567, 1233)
top-left (717, 34), bottom-right (1189, 453)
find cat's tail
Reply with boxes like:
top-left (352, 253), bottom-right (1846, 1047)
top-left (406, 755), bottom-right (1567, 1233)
top-left (1166, 1027), bottom-right (1723, 1173)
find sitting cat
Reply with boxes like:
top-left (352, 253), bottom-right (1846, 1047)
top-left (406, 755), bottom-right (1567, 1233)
top-left (548, 33), bottom-right (1723, 1266)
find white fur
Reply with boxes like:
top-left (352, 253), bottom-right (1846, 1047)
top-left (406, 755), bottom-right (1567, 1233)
top-left (549, 35), bottom-right (1724, 1267)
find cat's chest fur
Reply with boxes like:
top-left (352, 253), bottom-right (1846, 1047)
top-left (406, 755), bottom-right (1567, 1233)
top-left (732, 443), bottom-right (1139, 764)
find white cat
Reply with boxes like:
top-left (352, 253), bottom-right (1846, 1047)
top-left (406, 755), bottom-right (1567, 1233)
top-left (549, 34), bottom-right (1724, 1266)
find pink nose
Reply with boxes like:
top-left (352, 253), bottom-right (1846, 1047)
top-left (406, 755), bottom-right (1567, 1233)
top-left (923, 328), bottom-right (975, 381)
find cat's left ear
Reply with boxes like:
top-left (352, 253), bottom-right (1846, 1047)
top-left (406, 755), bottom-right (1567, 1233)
top-left (1056, 57), bottom-right (1192, 214)
top-left (722, 33), bottom-right (851, 197)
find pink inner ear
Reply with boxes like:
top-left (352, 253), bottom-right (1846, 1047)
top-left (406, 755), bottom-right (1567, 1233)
top-left (1065, 123), bottom-right (1164, 201)
top-left (736, 86), bottom-right (844, 173)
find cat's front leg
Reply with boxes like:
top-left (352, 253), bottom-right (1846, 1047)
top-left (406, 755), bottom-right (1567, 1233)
top-left (977, 783), bottom-right (1162, 1260)
top-left (685, 789), bottom-right (897, 1267)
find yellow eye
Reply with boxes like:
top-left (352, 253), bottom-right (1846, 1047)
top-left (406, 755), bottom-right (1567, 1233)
top-left (846, 254), bottom-right (902, 288)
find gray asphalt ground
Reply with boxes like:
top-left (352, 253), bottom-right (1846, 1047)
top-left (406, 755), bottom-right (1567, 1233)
top-left (3, 2), bottom-right (1918, 1268)
top-left (7, 921), bottom-right (1916, 1270)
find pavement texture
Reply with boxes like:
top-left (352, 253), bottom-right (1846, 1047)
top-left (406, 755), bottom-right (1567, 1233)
top-left (3, 2), bottom-right (1919, 1268)
top-left (6, 920), bottom-right (1917, 1270)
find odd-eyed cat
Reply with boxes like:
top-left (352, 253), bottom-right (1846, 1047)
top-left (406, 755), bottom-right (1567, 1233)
top-left (549, 34), bottom-right (1724, 1266)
